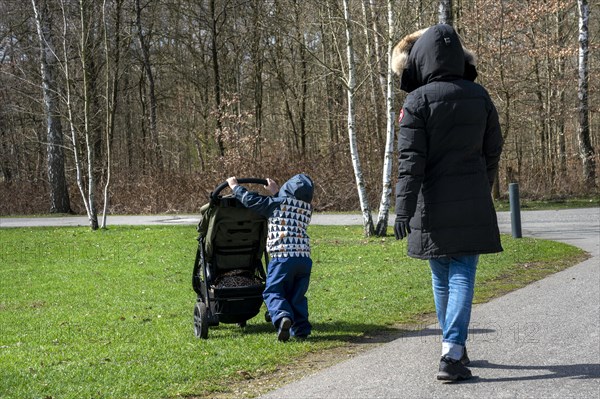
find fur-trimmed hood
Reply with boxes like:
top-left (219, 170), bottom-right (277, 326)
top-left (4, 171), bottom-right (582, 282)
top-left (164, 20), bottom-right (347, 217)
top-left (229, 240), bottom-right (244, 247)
top-left (392, 25), bottom-right (477, 92)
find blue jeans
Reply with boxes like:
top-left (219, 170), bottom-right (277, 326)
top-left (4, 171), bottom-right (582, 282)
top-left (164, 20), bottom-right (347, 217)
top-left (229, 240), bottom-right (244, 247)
top-left (429, 255), bottom-right (479, 359)
top-left (263, 257), bottom-right (312, 337)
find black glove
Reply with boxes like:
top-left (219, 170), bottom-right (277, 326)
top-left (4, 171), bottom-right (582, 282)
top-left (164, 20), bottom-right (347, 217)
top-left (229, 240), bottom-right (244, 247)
top-left (394, 217), bottom-right (411, 240)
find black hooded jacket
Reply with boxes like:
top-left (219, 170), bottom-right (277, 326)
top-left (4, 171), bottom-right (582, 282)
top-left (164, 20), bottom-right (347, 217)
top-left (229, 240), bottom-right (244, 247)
top-left (394, 25), bottom-right (503, 259)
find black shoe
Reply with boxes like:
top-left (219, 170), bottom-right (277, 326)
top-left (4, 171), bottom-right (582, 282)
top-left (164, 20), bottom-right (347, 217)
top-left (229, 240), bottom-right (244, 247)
top-left (277, 317), bottom-right (292, 342)
top-left (460, 347), bottom-right (470, 366)
top-left (437, 356), bottom-right (473, 381)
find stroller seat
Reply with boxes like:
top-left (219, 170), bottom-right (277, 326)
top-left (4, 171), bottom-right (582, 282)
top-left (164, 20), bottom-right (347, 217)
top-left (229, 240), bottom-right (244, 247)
top-left (206, 204), bottom-right (266, 282)
top-left (192, 180), bottom-right (269, 339)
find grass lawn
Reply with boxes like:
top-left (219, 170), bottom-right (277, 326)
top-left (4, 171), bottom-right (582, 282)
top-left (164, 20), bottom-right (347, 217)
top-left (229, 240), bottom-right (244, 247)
top-left (0, 225), bottom-right (587, 399)
top-left (493, 197), bottom-right (599, 211)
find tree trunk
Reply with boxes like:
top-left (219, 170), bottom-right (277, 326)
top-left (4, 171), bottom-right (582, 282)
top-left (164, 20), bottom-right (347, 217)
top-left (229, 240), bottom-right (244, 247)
top-left (31, 0), bottom-right (72, 214)
top-left (375, 0), bottom-right (395, 236)
top-left (361, 0), bottom-right (383, 144)
top-left (439, 0), bottom-right (453, 25)
top-left (251, 0), bottom-right (263, 158)
top-left (209, 0), bottom-right (225, 156)
top-left (369, 0), bottom-right (387, 101)
top-left (577, 0), bottom-right (596, 186)
top-left (135, 0), bottom-right (163, 168)
top-left (0, 129), bottom-right (13, 183)
top-left (100, 0), bottom-right (122, 229)
top-left (554, 6), bottom-right (567, 176)
top-left (495, 0), bottom-right (510, 198)
top-left (343, 0), bottom-right (374, 237)
top-left (319, 16), bottom-right (337, 148)
top-left (59, 0), bottom-right (93, 228)
top-left (296, 1), bottom-right (308, 157)
top-left (80, 0), bottom-right (98, 230)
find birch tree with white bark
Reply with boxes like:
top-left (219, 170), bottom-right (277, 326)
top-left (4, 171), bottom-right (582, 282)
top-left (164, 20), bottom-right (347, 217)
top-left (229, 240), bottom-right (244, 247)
top-left (374, 0), bottom-right (395, 236)
top-left (100, 0), bottom-right (122, 229)
top-left (343, 0), bottom-right (374, 237)
top-left (577, 0), bottom-right (596, 186)
top-left (57, 0), bottom-right (99, 230)
top-left (31, 0), bottom-right (72, 214)
top-left (439, 0), bottom-right (452, 25)
top-left (79, 0), bottom-right (99, 229)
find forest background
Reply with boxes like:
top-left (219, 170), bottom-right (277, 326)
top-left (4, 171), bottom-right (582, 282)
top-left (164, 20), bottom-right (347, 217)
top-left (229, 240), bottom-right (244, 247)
top-left (0, 0), bottom-right (598, 225)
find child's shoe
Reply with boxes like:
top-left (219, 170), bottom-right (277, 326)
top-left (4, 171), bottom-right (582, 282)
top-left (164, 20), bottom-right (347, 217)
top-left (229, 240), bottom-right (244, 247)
top-left (277, 317), bottom-right (292, 342)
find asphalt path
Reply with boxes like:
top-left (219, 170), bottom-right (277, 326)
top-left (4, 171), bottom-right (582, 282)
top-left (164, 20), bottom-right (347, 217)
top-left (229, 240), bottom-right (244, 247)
top-left (260, 208), bottom-right (600, 399)
top-left (1, 209), bottom-right (599, 398)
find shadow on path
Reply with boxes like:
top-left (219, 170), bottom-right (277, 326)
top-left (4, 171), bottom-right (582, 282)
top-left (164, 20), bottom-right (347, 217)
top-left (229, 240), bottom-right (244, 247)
top-left (464, 360), bottom-right (600, 383)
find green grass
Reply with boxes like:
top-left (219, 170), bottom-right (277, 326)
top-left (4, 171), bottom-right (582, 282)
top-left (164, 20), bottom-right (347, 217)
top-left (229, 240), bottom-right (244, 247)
top-left (493, 197), bottom-right (599, 211)
top-left (0, 225), bottom-right (586, 399)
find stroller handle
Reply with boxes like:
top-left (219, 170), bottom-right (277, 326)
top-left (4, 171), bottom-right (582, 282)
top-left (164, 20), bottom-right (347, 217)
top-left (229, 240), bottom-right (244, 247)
top-left (211, 178), bottom-right (269, 202)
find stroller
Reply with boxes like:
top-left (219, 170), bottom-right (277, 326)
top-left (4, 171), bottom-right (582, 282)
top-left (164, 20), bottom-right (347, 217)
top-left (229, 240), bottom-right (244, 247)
top-left (192, 178), bottom-right (269, 339)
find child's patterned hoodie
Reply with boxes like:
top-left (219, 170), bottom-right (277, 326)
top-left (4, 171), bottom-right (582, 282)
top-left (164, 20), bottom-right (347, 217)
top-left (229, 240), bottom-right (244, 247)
top-left (232, 174), bottom-right (313, 258)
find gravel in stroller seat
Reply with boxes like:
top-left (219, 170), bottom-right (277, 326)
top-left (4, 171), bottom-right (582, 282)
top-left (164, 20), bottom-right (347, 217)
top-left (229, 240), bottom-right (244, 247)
top-left (213, 269), bottom-right (263, 288)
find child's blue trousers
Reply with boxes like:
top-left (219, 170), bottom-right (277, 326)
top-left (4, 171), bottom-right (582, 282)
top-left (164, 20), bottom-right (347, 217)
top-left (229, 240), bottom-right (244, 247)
top-left (263, 256), bottom-right (312, 337)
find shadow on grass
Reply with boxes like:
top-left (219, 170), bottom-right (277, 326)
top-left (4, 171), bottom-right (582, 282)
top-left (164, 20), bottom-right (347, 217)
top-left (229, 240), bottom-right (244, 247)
top-left (243, 321), bottom-right (497, 346)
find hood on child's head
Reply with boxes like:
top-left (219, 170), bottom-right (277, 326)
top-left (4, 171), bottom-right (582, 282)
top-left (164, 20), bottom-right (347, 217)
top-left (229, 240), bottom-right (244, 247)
top-left (279, 174), bottom-right (314, 203)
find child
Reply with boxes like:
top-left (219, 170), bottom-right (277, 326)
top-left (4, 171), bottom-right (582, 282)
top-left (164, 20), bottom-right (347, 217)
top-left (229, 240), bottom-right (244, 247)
top-left (227, 174), bottom-right (314, 342)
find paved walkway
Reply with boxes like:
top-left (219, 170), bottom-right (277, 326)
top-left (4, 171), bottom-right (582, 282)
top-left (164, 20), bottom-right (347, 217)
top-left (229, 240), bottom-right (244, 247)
top-left (260, 208), bottom-right (600, 398)
top-left (1, 209), bottom-right (599, 398)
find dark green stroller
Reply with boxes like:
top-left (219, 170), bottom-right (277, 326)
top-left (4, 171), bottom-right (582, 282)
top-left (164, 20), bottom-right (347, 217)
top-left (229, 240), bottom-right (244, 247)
top-left (192, 179), bottom-right (269, 339)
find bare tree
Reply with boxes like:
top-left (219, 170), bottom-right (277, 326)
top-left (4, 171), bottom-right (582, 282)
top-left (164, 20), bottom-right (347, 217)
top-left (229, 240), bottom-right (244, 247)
top-left (79, 0), bottom-right (99, 229)
top-left (369, 0), bottom-right (387, 99)
top-left (375, 0), bottom-right (394, 236)
top-left (439, 0), bottom-right (452, 25)
top-left (209, 0), bottom-right (225, 156)
top-left (31, 0), bottom-right (72, 214)
top-left (361, 0), bottom-right (383, 143)
top-left (289, 0), bottom-right (309, 157)
top-left (57, 0), bottom-right (99, 230)
top-left (100, 0), bottom-right (122, 229)
top-left (343, 0), bottom-right (374, 236)
top-left (135, 0), bottom-right (163, 168)
top-left (250, 0), bottom-right (264, 155)
top-left (318, 4), bottom-right (340, 148)
top-left (2, 0), bottom-right (599, 216)
top-left (577, 0), bottom-right (596, 186)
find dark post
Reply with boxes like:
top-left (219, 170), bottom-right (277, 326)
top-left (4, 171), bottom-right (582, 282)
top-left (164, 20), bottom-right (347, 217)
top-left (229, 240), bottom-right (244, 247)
top-left (509, 183), bottom-right (522, 238)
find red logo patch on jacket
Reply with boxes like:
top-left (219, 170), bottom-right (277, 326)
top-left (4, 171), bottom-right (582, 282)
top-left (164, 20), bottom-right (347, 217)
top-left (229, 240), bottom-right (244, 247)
top-left (398, 108), bottom-right (404, 124)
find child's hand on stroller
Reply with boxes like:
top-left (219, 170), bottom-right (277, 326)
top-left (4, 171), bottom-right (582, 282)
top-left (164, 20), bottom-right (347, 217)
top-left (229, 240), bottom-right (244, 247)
top-left (227, 177), bottom-right (238, 190)
top-left (265, 178), bottom-right (279, 195)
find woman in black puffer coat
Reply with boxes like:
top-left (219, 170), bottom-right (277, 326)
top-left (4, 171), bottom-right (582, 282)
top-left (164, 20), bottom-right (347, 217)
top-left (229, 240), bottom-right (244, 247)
top-left (392, 24), bottom-right (503, 381)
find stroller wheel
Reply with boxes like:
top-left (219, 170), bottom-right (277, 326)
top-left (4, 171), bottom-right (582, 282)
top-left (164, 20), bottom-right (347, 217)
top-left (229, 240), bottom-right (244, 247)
top-left (193, 301), bottom-right (209, 339)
